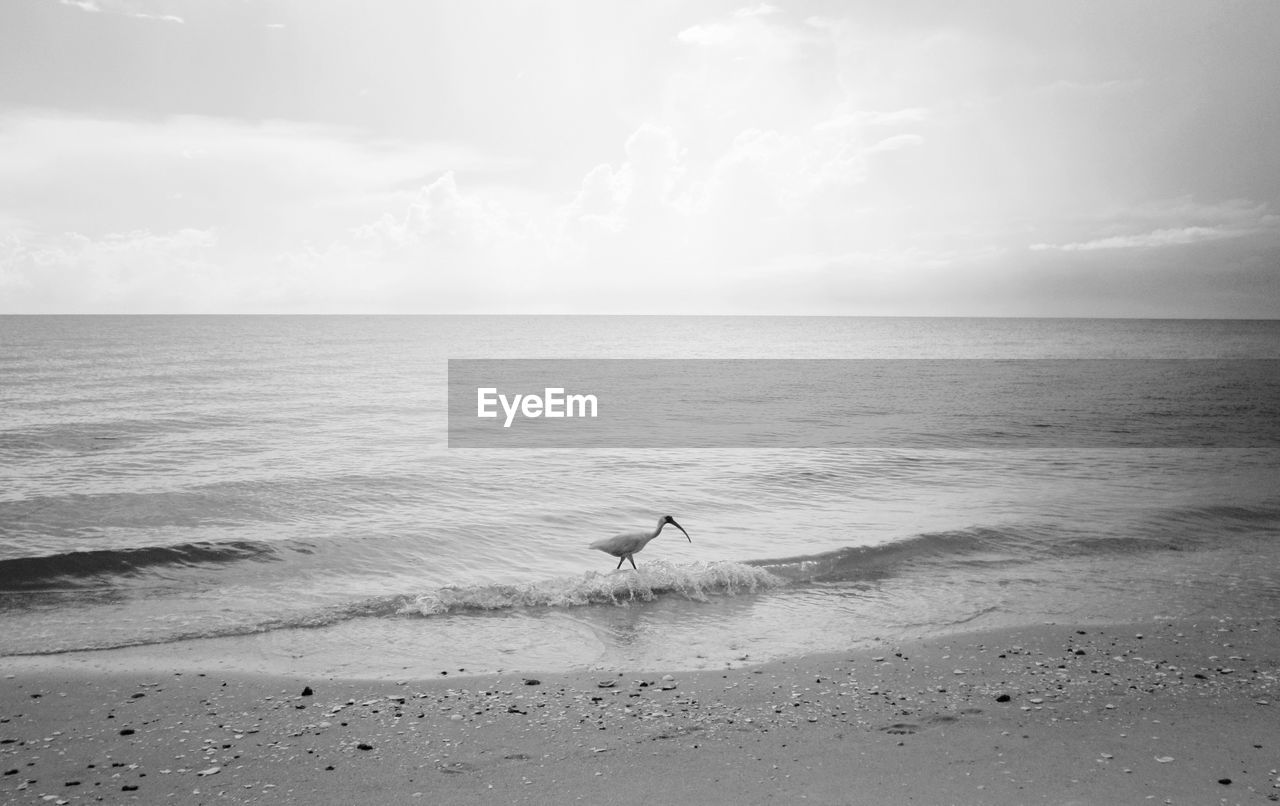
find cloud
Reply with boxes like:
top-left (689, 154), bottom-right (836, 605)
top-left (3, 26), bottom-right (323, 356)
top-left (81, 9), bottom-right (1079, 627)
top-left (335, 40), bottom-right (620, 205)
top-left (550, 124), bottom-right (694, 303)
top-left (267, 171), bottom-right (550, 313)
top-left (2, 228), bottom-right (217, 311)
top-left (543, 114), bottom-right (958, 307)
top-left (676, 5), bottom-right (786, 48)
top-left (7, 0), bottom-right (1280, 319)
top-left (676, 22), bottom-right (736, 48)
top-left (57, 0), bottom-right (183, 23)
top-left (1029, 197), bottom-right (1278, 252)
top-left (1, 171), bottom-right (541, 314)
top-left (676, 4), bottom-right (811, 59)
top-left (1014, 232), bottom-right (1280, 319)
top-left (1123, 196), bottom-right (1273, 226)
top-left (1036, 78), bottom-right (1145, 95)
top-left (0, 111), bottom-right (490, 243)
top-left (539, 112), bottom-right (1280, 315)
top-left (5, 108), bottom-right (1277, 316)
top-left (555, 111), bottom-right (942, 287)
top-left (0, 111), bottom-right (528, 311)
top-left (1031, 226), bottom-right (1250, 252)
top-left (354, 171), bottom-right (537, 257)
top-left (559, 125), bottom-right (685, 230)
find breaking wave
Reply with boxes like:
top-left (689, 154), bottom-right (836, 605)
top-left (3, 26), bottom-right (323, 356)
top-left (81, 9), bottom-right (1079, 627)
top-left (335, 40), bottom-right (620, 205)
top-left (402, 560), bottom-right (785, 615)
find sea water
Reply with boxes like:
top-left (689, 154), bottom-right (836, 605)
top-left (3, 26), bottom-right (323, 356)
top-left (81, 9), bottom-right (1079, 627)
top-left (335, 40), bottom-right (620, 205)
top-left (2, 316), bottom-right (1279, 677)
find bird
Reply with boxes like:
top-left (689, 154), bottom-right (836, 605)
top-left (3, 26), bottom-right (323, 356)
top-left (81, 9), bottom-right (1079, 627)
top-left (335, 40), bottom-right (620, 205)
top-left (590, 515), bottom-right (691, 570)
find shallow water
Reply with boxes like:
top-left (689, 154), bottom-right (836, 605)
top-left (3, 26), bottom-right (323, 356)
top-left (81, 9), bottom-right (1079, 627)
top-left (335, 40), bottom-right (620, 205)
top-left (2, 316), bottom-right (1279, 675)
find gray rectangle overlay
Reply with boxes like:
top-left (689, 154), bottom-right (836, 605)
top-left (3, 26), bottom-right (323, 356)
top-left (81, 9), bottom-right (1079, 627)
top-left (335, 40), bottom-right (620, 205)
top-left (447, 359), bottom-right (1280, 449)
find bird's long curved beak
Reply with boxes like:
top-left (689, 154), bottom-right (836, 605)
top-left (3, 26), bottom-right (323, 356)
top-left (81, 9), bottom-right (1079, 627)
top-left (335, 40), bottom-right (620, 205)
top-left (670, 519), bottom-right (691, 542)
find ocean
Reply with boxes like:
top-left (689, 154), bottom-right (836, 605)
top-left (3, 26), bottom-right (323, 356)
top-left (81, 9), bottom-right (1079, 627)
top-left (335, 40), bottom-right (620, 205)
top-left (2, 316), bottom-right (1279, 678)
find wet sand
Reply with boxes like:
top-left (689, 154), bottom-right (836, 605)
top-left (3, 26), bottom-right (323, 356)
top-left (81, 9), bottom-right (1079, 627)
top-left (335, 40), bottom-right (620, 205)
top-left (3, 617), bottom-right (1278, 805)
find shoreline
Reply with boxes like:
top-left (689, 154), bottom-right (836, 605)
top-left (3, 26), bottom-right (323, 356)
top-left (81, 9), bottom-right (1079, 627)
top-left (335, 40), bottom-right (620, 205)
top-left (3, 616), bottom-right (1278, 804)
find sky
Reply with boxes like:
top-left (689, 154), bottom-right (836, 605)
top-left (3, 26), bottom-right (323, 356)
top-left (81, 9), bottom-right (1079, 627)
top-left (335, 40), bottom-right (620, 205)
top-left (1, 0), bottom-right (1278, 316)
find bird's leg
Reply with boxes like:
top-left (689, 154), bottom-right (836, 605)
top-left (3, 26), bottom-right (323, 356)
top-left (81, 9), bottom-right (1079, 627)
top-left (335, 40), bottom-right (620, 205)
top-left (615, 556), bottom-right (625, 570)
top-left (627, 555), bottom-right (638, 571)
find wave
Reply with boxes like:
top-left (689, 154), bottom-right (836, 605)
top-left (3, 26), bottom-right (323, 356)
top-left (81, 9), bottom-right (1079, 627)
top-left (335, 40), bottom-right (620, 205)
top-left (2, 560), bottom-right (787, 656)
top-left (6, 503), bottom-right (1276, 654)
top-left (750, 528), bottom-right (1040, 584)
top-left (0, 540), bottom-right (279, 591)
top-left (401, 560), bottom-right (785, 616)
top-left (1153, 503), bottom-right (1280, 531)
top-left (751, 503), bottom-right (1280, 584)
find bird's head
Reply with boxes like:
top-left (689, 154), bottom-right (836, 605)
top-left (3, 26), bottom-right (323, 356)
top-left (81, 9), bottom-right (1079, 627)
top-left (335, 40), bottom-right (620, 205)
top-left (661, 515), bottom-right (691, 542)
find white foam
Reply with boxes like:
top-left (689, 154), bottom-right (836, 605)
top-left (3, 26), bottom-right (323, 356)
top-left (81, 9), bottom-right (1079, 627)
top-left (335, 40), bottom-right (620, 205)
top-left (402, 560), bottom-right (786, 616)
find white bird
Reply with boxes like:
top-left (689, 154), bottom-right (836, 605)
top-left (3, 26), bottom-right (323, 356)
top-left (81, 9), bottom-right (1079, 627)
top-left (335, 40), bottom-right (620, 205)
top-left (590, 515), bottom-right (691, 570)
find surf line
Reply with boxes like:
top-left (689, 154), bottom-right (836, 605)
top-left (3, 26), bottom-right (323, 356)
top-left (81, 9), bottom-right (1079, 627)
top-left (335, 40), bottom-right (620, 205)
top-left (476, 387), bottom-right (599, 428)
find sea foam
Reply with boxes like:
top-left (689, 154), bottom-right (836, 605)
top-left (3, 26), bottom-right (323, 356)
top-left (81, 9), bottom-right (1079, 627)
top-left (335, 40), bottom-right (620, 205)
top-left (401, 560), bottom-right (786, 616)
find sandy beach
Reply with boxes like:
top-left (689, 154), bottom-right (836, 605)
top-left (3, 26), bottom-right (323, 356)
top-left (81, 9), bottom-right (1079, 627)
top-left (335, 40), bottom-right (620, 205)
top-left (3, 616), bottom-right (1277, 805)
